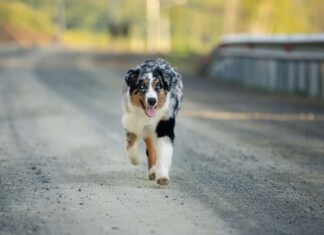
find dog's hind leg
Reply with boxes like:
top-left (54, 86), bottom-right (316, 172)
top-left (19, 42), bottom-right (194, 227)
top-left (155, 118), bottom-right (175, 186)
top-left (126, 131), bottom-right (140, 165)
top-left (144, 136), bottom-right (156, 180)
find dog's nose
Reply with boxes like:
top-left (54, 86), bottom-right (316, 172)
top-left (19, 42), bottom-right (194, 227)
top-left (148, 98), bottom-right (157, 106)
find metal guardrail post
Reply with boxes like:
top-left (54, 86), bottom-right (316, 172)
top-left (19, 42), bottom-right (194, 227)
top-left (309, 62), bottom-right (319, 97)
top-left (321, 63), bottom-right (324, 99)
top-left (287, 61), bottom-right (295, 93)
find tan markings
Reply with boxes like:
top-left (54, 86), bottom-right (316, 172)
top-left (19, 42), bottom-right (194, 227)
top-left (126, 132), bottom-right (137, 149)
top-left (156, 89), bottom-right (166, 109)
top-left (144, 136), bottom-right (156, 170)
top-left (130, 90), bottom-right (144, 107)
top-left (143, 79), bottom-right (149, 85)
top-left (152, 79), bottom-right (160, 86)
top-left (152, 80), bottom-right (166, 109)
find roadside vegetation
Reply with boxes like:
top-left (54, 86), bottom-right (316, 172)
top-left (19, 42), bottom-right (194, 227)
top-left (0, 1), bottom-right (53, 46)
top-left (0, 0), bottom-right (323, 54)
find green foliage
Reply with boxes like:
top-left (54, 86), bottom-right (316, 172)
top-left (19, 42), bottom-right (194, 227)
top-left (0, 0), bottom-right (323, 53)
top-left (0, 1), bottom-right (53, 35)
top-left (65, 0), bottom-right (109, 32)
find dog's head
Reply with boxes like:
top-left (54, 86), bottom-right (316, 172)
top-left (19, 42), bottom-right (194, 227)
top-left (125, 59), bottom-right (176, 118)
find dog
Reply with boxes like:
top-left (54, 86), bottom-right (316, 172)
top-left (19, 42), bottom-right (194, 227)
top-left (122, 58), bottom-right (183, 185)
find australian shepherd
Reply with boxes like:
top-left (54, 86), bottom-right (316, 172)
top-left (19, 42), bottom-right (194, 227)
top-left (122, 58), bottom-right (183, 185)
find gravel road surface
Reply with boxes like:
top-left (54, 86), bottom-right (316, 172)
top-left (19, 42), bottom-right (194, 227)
top-left (0, 48), bottom-right (323, 235)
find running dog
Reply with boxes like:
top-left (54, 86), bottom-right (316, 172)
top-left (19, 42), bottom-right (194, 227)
top-left (122, 58), bottom-right (183, 185)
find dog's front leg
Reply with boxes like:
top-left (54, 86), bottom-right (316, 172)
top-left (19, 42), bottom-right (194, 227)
top-left (144, 135), bottom-right (156, 180)
top-left (156, 136), bottom-right (173, 185)
top-left (155, 118), bottom-right (175, 186)
top-left (126, 131), bottom-right (139, 165)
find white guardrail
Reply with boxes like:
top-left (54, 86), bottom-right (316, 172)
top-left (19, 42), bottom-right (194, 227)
top-left (205, 34), bottom-right (324, 99)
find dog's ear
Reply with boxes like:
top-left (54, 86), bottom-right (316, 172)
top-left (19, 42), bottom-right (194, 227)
top-left (154, 68), bottom-right (174, 92)
top-left (125, 68), bottom-right (140, 86)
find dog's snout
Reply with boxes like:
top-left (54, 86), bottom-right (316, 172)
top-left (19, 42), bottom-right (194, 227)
top-left (148, 98), bottom-right (157, 106)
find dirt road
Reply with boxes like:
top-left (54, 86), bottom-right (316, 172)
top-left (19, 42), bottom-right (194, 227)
top-left (0, 48), bottom-right (323, 235)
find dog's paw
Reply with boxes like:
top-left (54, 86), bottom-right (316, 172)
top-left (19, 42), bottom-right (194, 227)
top-left (149, 172), bottom-right (156, 180)
top-left (148, 165), bottom-right (156, 180)
top-left (128, 154), bottom-right (139, 165)
top-left (157, 177), bottom-right (169, 186)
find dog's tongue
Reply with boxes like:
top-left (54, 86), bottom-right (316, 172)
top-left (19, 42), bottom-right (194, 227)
top-left (145, 107), bottom-right (156, 117)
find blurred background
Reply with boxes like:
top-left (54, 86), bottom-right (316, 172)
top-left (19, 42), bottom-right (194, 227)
top-left (1, 2), bottom-right (324, 234)
top-left (0, 0), bottom-right (323, 55)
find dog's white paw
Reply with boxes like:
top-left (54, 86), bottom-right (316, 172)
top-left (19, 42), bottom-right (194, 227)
top-left (155, 165), bottom-right (170, 185)
top-left (149, 172), bottom-right (156, 180)
top-left (156, 168), bottom-right (169, 185)
top-left (156, 177), bottom-right (169, 186)
top-left (148, 165), bottom-right (156, 180)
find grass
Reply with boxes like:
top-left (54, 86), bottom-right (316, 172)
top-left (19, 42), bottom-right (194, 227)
top-left (0, 1), bottom-right (53, 37)
top-left (0, 1), bottom-right (111, 48)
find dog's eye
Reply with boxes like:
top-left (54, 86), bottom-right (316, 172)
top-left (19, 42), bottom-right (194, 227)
top-left (155, 84), bottom-right (161, 91)
top-left (139, 84), bottom-right (145, 91)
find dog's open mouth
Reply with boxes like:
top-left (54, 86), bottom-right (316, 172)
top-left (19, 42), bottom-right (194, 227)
top-left (141, 101), bottom-right (156, 118)
top-left (145, 106), bottom-right (156, 117)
